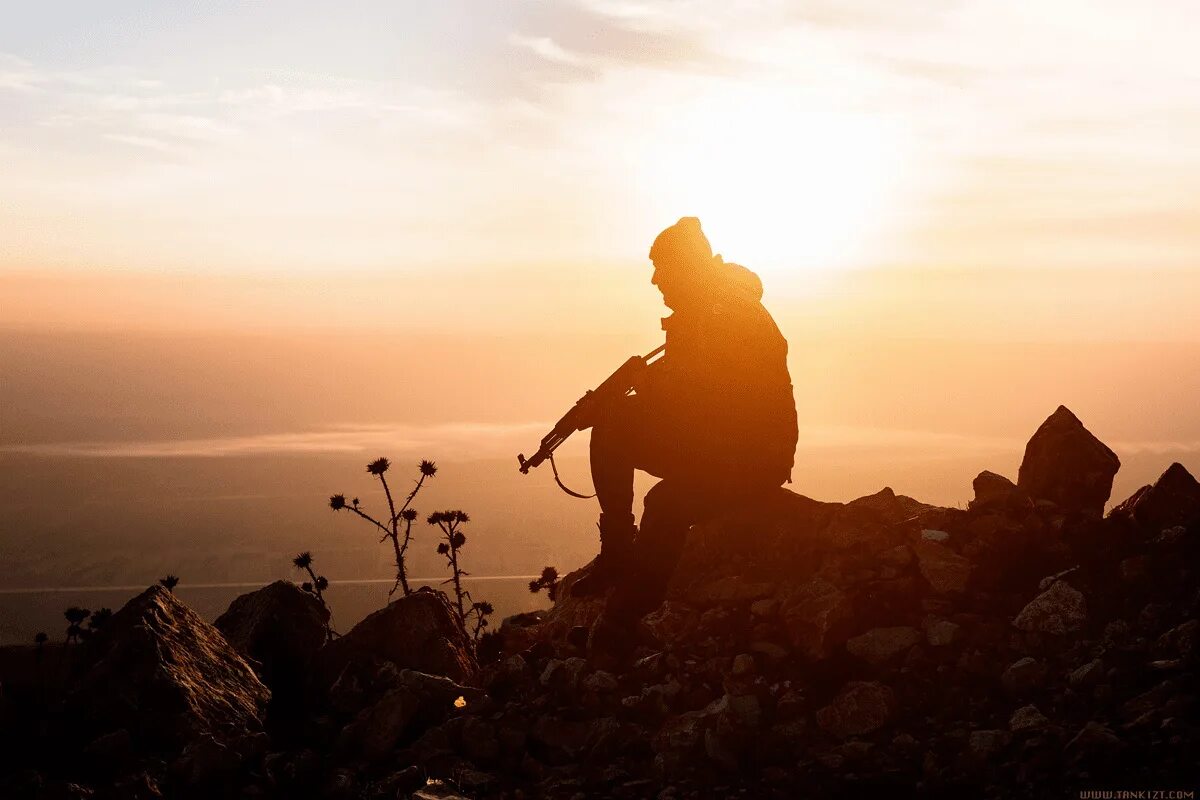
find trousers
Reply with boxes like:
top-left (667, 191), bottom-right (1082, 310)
top-left (589, 394), bottom-right (776, 615)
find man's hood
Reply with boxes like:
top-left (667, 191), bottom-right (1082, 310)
top-left (661, 256), bottom-right (764, 330)
top-left (712, 255), bottom-right (763, 303)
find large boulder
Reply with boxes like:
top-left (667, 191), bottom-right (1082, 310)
top-left (1017, 406), bottom-right (1120, 517)
top-left (970, 470), bottom-right (1028, 512)
top-left (215, 580), bottom-right (329, 708)
top-left (815, 681), bottom-right (896, 738)
top-left (666, 488), bottom-right (901, 602)
top-left (911, 538), bottom-right (972, 594)
top-left (1110, 462), bottom-right (1200, 532)
top-left (1012, 579), bottom-right (1087, 635)
top-left (318, 587), bottom-right (476, 689)
top-left (845, 626), bottom-right (921, 664)
top-left (65, 586), bottom-right (269, 751)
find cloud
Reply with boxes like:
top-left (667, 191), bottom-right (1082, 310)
top-left (0, 422), bottom-right (548, 459)
top-left (509, 34), bottom-right (584, 66)
top-left (103, 133), bottom-right (178, 153)
top-left (0, 53), bottom-right (45, 92)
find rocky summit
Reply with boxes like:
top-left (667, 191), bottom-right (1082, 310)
top-left (1, 406), bottom-right (1197, 799)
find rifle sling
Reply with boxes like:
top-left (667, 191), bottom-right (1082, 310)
top-left (549, 452), bottom-right (597, 500)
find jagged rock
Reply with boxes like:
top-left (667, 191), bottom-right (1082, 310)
top-left (1017, 405), bottom-right (1120, 517)
top-left (214, 580), bottom-right (329, 703)
top-left (750, 598), bottom-right (779, 617)
top-left (968, 729), bottom-right (1011, 759)
top-left (692, 576), bottom-right (776, 606)
top-left (318, 587), bottom-right (475, 687)
top-left (731, 653), bottom-right (756, 676)
top-left (923, 617), bottom-right (961, 647)
top-left (642, 602), bottom-right (699, 647)
top-left (540, 565), bottom-right (610, 637)
top-left (1013, 580), bottom-right (1087, 634)
top-left (323, 767), bottom-right (359, 799)
top-left (1069, 658), bottom-right (1105, 688)
top-left (1156, 619), bottom-right (1198, 661)
top-left (911, 538), bottom-right (972, 594)
top-left (1001, 657), bottom-right (1047, 696)
top-left (583, 670), bottom-right (619, 693)
top-left (1037, 567), bottom-right (1078, 591)
top-left (492, 611), bottom-right (546, 656)
top-left (652, 695), bottom-right (743, 775)
top-left (1065, 721), bottom-right (1121, 757)
top-left (704, 726), bottom-right (740, 771)
top-left (815, 681), bottom-right (895, 738)
top-left (340, 686), bottom-right (420, 761)
top-left (750, 640), bottom-right (788, 661)
top-left (1009, 705), bottom-right (1049, 731)
top-left (499, 652), bottom-right (532, 686)
top-left (846, 486), bottom-right (936, 524)
top-left (1111, 462), bottom-right (1200, 532)
top-left (845, 626), bottom-right (921, 664)
top-left (169, 735), bottom-right (241, 786)
top-left (559, 657), bottom-right (589, 691)
top-left (970, 470), bottom-right (1026, 511)
top-left (108, 772), bottom-right (163, 799)
top-left (82, 728), bottom-right (132, 764)
top-left (1119, 555), bottom-right (1148, 583)
top-left (37, 782), bottom-right (94, 800)
top-left (653, 708), bottom-right (708, 761)
top-left (539, 659), bottom-right (565, 687)
top-left (1120, 680), bottom-right (1175, 723)
top-left (412, 784), bottom-right (472, 800)
top-left (779, 579), bottom-right (855, 661)
top-left (365, 767), bottom-right (425, 798)
top-left (64, 585), bottom-right (269, 751)
top-left (529, 715), bottom-right (591, 763)
top-left (338, 670), bottom-right (474, 761)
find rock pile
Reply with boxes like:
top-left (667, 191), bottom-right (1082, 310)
top-left (1, 406), bottom-right (1197, 799)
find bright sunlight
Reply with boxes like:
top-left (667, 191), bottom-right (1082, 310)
top-left (636, 85), bottom-right (914, 282)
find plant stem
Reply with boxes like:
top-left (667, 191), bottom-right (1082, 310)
top-left (389, 533), bottom-right (410, 596)
top-left (447, 524), bottom-right (466, 628)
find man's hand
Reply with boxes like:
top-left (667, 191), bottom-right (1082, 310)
top-left (629, 355), bottom-right (659, 395)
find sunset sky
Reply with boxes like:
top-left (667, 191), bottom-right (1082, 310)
top-left (4, 1), bottom-right (1200, 278)
top-left (3, 1), bottom-right (1199, 486)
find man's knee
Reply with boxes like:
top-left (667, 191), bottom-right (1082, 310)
top-left (591, 395), bottom-right (641, 452)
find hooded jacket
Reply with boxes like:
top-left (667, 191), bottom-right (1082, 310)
top-left (640, 257), bottom-right (798, 487)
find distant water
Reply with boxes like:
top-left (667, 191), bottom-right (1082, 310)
top-left (0, 576), bottom-right (551, 646)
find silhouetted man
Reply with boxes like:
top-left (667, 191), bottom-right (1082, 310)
top-left (574, 217), bottom-right (798, 652)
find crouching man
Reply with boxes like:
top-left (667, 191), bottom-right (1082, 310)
top-left (572, 217), bottom-right (799, 658)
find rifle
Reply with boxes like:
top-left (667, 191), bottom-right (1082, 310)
top-left (517, 343), bottom-right (666, 496)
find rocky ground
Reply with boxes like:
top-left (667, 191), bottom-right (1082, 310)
top-left (1, 405), bottom-right (1198, 799)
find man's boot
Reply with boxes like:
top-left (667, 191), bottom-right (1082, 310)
top-left (586, 568), bottom-right (662, 667)
top-left (569, 512), bottom-right (636, 597)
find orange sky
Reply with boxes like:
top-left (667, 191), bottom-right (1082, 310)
top-left (3, 1), bottom-right (1199, 494)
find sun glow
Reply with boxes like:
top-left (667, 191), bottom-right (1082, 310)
top-left (635, 87), bottom-right (913, 283)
